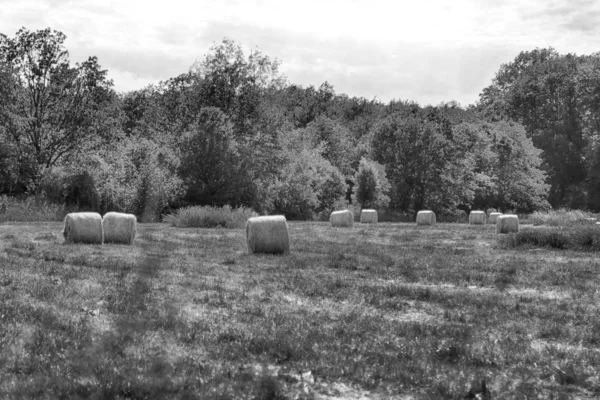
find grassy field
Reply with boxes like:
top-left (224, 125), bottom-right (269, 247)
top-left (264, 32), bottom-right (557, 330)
top-left (1, 221), bottom-right (600, 399)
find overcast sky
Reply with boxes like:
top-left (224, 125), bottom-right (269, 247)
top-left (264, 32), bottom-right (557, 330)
top-left (1, 0), bottom-right (600, 106)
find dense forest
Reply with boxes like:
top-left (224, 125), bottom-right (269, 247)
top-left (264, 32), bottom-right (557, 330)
top-left (1, 27), bottom-right (600, 220)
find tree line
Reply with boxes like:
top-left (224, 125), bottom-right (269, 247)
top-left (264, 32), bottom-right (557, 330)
top-left (1, 28), bottom-right (599, 220)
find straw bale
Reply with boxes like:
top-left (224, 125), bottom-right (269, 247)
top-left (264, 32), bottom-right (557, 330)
top-left (330, 210), bottom-right (354, 228)
top-left (63, 212), bottom-right (103, 244)
top-left (103, 212), bottom-right (137, 245)
top-left (496, 214), bottom-right (519, 234)
top-left (246, 215), bottom-right (290, 254)
top-left (416, 210), bottom-right (436, 225)
top-left (360, 209), bottom-right (378, 224)
top-left (469, 211), bottom-right (486, 225)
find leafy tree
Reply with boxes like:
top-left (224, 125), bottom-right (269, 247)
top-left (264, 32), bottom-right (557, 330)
top-left (371, 112), bottom-right (474, 214)
top-left (303, 116), bottom-right (356, 177)
top-left (459, 122), bottom-right (550, 212)
top-left (38, 138), bottom-right (183, 218)
top-left (478, 48), bottom-right (587, 208)
top-left (278, 82), bottom-right (337, 129)
top-left (269, 148), bottom-right (347, 219)
top-left (587, 142), bottom-right (600, 211)
top-left (0, 131), bottom-right (21, 194)
top-left (0, 27), bottom-right (121, 177)
top-left (352, 157), bottom-right (390, 209)
top-left (179, 107), bottom-right (246, 206)
top-left (191, 38), bottom-right (286, 139)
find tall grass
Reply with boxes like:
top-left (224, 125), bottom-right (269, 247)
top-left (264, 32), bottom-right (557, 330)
top-left (528, 208), bottom-right (595, 227)
top-left (0, 195), bottom-right (67, 223)
top-left (498, 224), bottom-right (600, 250)
top-left (163, 205), bottom-right (258, 228)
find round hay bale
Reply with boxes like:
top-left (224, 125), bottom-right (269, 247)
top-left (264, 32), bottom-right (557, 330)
top-left (360, 209), bottom-right (378, 224)
top-left (488, 212), bottom-right (503, 224)
top-left (63, 212), bottom-right (103, 244)
top-left (469, 211), bottom-right (486, 225)
top-left (330, 210), bottom-right (354, 228)
top-left (416, 210), bottom-right (436, 225)
top-left (103, 212), bottom-right (137, 245)
top-left (246, 215), bottom-right (290, 254)
top-left (496, 214), bottom-right (519, 234)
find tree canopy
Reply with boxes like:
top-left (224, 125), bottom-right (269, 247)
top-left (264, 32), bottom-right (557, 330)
top-left (5, 28), bottom-right (596, 218)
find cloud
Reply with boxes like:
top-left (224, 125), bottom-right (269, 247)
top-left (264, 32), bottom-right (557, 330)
top-left (194, 20), bottom-right (520, 105)
top-left (561, 10), bottom-right (600, 33)
top-left (519, 0), bottom-right (600, 39)
top-left (2, 0), bottom-right (600, 104)
top-left (75, 46), bottom-right (195, 90)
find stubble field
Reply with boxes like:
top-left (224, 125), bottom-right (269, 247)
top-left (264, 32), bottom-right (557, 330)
top-left (1, 221), bottom-right (599, 399)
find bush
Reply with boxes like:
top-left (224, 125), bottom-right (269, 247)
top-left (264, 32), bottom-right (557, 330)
top-left (498, 225), bottom-right (600, 251)
top-left (163, 205), bottom-right (258, 228)
top-left (528, 209), bottom-right (594, 227)
top-left (0, 195), bottom-right (66, 222)
top-left (438, 210), bottom-right (469, 223)
top-left (569, 225), bottom-right (600, 249)
top-left (270, 149), bottom-right (347, 220)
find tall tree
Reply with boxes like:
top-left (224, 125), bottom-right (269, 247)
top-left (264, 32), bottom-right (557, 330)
top-left (371, 111), bottom-right (476, 214)
top-left (190, 38), bottom-right (286, 139)
top-left (479, 48), bottom-right (587, 207)
top-left (0, 27), bottom-right (120, 189)
top-left (179, 107), bottom-right (246, 206)
top-left (458, 121), bottom-right (550, 212)
top-left (352, 157), bottom-right (390, 210)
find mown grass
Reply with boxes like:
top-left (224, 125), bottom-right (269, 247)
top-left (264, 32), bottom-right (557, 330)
top-left (0, 221), bottom-right (599, 398)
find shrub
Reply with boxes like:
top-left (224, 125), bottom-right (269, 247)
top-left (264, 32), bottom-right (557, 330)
top-left (498, 225), bottom-right (600, 251)
top-left (569, 225), bottom-right (600, 250)
top-left (528, 209), bottom-right (594, 227)
top-left (163, 205), bottom-right (258, 228)
top-left (0, 195), bottom-right (66, 222)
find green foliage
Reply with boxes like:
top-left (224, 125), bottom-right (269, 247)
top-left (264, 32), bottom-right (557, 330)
top-left (270, 149), bottom-right (347, 220)
top-left (0, 131), bottom-right (32, 194)
top-left (371, 112), bottom-right (474, 214)
top-left (278, 82), bottom-right (337, 128)
top-left (528, 209), bottom-right (594, 227)
top-left (191, 38), bottom-right (285, 139)
top-left (303, 116), bottom-right (356, 177)
top-left (479, 48), bottom-right (599, 209)
top-left (464, 121), bottom-right (550, 212)
top-left (352, 157), bottom-right (390, 209)
top-left (63, 170), bottom-right (100, 211)
top-left (179, 107), bottom-right (246, 207)
top-left (0, 27), bottom-right (121, 184)
top-left (36, 138), bottom-right (182, 219)
top-left (127, 139), bottom-right (183, 222)
top-left (0, 195), bottom-right (65, 222)
top-left (587, 141), bottom-right (600, 212)
top-left (354, 163), bottom-right (377, 207)
top-left (1, 34), bottom-right (570, 219)
top-left (164, 205), bottom-right (257, 228)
